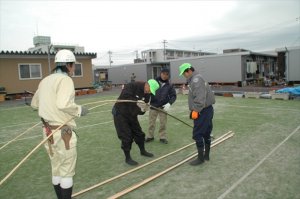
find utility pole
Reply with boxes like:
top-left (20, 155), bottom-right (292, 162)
top-left (108, 51), bottom-right (112, 67)
top-left (163, 40), bottom-right (168, 60)
top-left (135, 50), bottom-right (139, 59)
top-left (47, 44), bottom-right (53, 74)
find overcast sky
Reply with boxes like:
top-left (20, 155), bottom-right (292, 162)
top-left (0, 0), bottom-right (299, 65)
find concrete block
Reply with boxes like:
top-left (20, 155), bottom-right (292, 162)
top-left (271, 93), bottom-right (289, 100)
top-left (244, 92), bottom-right (261, 99)
top-left (233, 93), bottom-right (244, 98)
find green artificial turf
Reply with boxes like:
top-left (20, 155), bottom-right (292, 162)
top-left (0, 94), bottom-right (299, 199)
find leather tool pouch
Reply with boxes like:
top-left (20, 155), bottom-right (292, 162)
top-left (61, 126), bottom-right (72, 150)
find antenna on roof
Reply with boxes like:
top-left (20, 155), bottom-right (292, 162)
top-left (35, 20), bottom-right (39, 36)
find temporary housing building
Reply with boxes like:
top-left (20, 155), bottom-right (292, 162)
top-left (108, 62), bottom-right (151, 85)
top-left (0, 50), bottom-right (97, 94)
top-left (170, 51), bottom-right (277, 85)
top-left (276, 46), bottom-right (300, 84)
top-left (107, 49), bottom-right (277, 86)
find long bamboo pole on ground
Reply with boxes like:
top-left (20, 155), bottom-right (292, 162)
top-left (72, 131), bottom-right (233, 197)
top-left (0, 122), bottom-right (41, 151)
top-left (0, 103), bottom-right (107, 186)
top-left (107, 133), bottom-right (235, 199)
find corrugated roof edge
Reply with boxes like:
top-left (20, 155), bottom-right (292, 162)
top-left (0, 50), bottom-right (97, 57)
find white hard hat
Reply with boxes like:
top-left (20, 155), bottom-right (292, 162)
top-left (55, 49), bottom-right (76, 63)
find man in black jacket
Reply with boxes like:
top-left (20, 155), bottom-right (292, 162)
top-left (112, 79), bottom-right (159, 165)
top-left (145, 68), bottom-right (177, 144)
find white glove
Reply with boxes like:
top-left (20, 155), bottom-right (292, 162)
top-left (163, 103), bottom-right (171, 112)
top-left (137, 100), bottom-right (149, 112)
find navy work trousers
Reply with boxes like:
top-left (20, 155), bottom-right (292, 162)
top-left (192, 105), bottom-right (214, 148)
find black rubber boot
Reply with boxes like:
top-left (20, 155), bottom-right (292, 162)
top-left (61, 186), bottom-right (72, 199)
top-left (204, 143), bottom-right (211, 161)
top-left (53, 184), bottom-right (62, 199)
top-left (137, 142), bottom-right (154, 157)
top-left (189, 146), bottom-right (204, 166)
top-left (123, 150), bottom-right (138, 165)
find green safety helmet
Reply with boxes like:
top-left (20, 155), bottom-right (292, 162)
top-left (147, 79), bottom-right (160, 95)
top-left (179, 63), bottom-right (192, 76)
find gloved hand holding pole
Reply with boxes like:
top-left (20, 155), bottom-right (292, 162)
top-left (163, 103), bottom-right (171, 112)
top-left (137, 100), bottom-right (149, 112)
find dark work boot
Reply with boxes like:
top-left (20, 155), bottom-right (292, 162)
top-left (123, 150), bottom-right (138, 165)
top-left (137, 142), bottom-right (154, 157)
top-left (53, 184), bottom-right (62, 199)
top-left (189, 146), bottom-right (204, 166)
top-left (204, 143), bottom-right (211, 161)
top-left (61, 186), bottom-right (72, 199)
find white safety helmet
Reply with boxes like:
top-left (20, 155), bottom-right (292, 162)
top-left (55, 49), bottom-right (76, 63)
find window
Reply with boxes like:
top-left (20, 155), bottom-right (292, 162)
top-left (18, 64), bottom-right (42, 80)
top-left (73, 63), bottom-right (83, 77)
top-left (152, 67), bottom-right (160, 78)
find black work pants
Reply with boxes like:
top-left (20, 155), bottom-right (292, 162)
top-left (113, 113), bottom-right (145, 152)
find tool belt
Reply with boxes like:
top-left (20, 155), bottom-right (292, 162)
top-left (43, 124), bottom-right (73, 150)
top-left (43, 125), bottom-right (55, 145)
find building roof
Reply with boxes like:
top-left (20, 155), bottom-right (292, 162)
top-left (0, 50), bottom-right (97, 57)
top-left (142, 48), bottom-right (215, 54)
top-left (275, 46), bottom-right (300, 52)
top-left (167, 50), bottom-right (277, 62)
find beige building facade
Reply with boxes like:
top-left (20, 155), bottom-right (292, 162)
top-left (0, 51), bottom-right (96, 94)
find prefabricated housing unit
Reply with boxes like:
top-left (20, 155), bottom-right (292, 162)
top-left (170, 52), bottom-right (248, 84)
top-left (276, 46), bottom-right (300, 83)
top-left (107, 50), bottom-right (277, 86)
top-left (108, 62), bottom-right (169, 84)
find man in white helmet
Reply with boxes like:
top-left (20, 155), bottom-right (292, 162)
top-left (31, 49), bottom-right (89, 199)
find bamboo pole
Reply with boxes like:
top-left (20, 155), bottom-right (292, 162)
top-left (0, 103), bottom-right (107, 186)
top-left (108, 133), bottom-right (235, 199)
top-left (0, 103), bottom-right (107, 152)
top-left (88, 103), bottom-right (108, 111)
top-left (0, 122), bottom-right (41, 151)
top-left (72, 131), bottom-right (233, 197)
top-left (82, 99), bottom-right (136, 106)
top-left (82, 99), bottom-right (194, 129)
